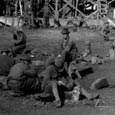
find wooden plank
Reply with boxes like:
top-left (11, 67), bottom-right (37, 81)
top-left (59, 0), bottom-right (72, 12)
top-left (108, 0), bottom-right (115, 4)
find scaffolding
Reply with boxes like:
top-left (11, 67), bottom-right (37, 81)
top-left (42, 0), bottom-right (115, 21)
top-left (3, 0), bottom-right (115, 27)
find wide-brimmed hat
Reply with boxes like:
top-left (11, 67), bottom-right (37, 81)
top-left (54, 56), bottom-right (64, 71)
top-left (20, 55), bottom-right (31, 63)
top-left (61, 28), bottom-right (70, 34)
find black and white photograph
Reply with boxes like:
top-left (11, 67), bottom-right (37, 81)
top-left (0, 0), bottom-right (115, 115)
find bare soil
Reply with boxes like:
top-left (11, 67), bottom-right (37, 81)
top-left (0, 27), bottom-right (115, 115)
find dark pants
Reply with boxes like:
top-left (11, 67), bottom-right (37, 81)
top-left (7, 76), bottom-right (41, 95)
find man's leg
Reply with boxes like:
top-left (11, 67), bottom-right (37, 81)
top-left (52, 80), bottom-right (60, 101)
top-left (51, 80), bottom-right (62, 107)
top-left (74, 80), bottom-right (99, 100)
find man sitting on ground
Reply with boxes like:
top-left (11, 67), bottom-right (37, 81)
top-left (7, 55), bottom-right (41, 96)
top-left (10, 26), bottom-right (26, 55)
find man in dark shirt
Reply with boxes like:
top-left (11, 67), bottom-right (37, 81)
top-left (10, 26), bottom-right (26, 55)
top-left (0, 48), bottom-right (15, 76)
top-left (0, 48), bottom-right (15, 89)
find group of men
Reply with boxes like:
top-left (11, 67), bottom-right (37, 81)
top-left (0, 19), bottom-right (114, 108)
top-left (0, 26), bottom-right (100, 108)
top-left (25, 0), bottom-right (51, 29)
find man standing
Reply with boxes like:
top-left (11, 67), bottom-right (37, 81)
top-left (25, 0), bottom-right (34, 28)
top-left (42, 0), bottom-right (50, 28)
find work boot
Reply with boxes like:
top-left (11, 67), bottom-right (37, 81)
top-left (54, 100), bottom-right (62, 108)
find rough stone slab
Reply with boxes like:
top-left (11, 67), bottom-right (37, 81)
top-left (90, 78), bottom-right (109, 90)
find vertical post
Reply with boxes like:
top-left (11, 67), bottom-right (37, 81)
top-left (24, 0), bottom-right (28, 14)
top-left (75, 0), bottom-right (78, 18)
top-left (19, 0), bottom-right (23, 16)
top-left (55, 0), bottom-right (59, 21)
top-left (15, 0), bottom-right (18, 16)
top-left (97, 0), bottom-right (100, 27)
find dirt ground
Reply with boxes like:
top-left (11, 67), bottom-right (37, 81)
top-left (0, 27), bottom-right (115, 115)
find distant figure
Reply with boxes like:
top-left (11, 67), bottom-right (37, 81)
top-left (101, 21), bottom-right (113, 41)
top-left (107, 44), bottom-right (115, 61)
top-left (10, 26), bottom-right (26, 55)
top-left (25, 0), bottom-right (34, 28)
top-left (42, 1), bottom-right (50, 28)
top-left (0, 0), bottom-right (5, 16)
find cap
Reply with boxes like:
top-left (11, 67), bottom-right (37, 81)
top-left (54, 56), bottom-right (64, 71)
top-left (61, 28), bottom-right (70, 34)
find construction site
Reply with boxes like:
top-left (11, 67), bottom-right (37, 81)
top-left (0, 0), bottom-right (115, 115)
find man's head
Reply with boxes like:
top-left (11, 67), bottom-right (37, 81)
top-left (61, 28), bottom-right (70, 40)
top-left (54, 55), bottom-right (65, 72)
top-left (45, 0), bottom-right (49, 5)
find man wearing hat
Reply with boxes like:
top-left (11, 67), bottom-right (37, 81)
top-left (10, 26), bottom-right (27, 55)
top-left (39, 55), bottom-right (74, 107)
top-left (7, 55), bottom-right (41, 96)
top-left (101, 21), bottom-right (113, 41)
top-left (60, 28), bottom-right (70, 52)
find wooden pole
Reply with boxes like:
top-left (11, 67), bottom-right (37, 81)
top-left (55, 0), bottom-right (59, 21)
top-left (97, 0), bottom-right (100, 27)
top-left (75, 0), bottom-right (78, 18)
